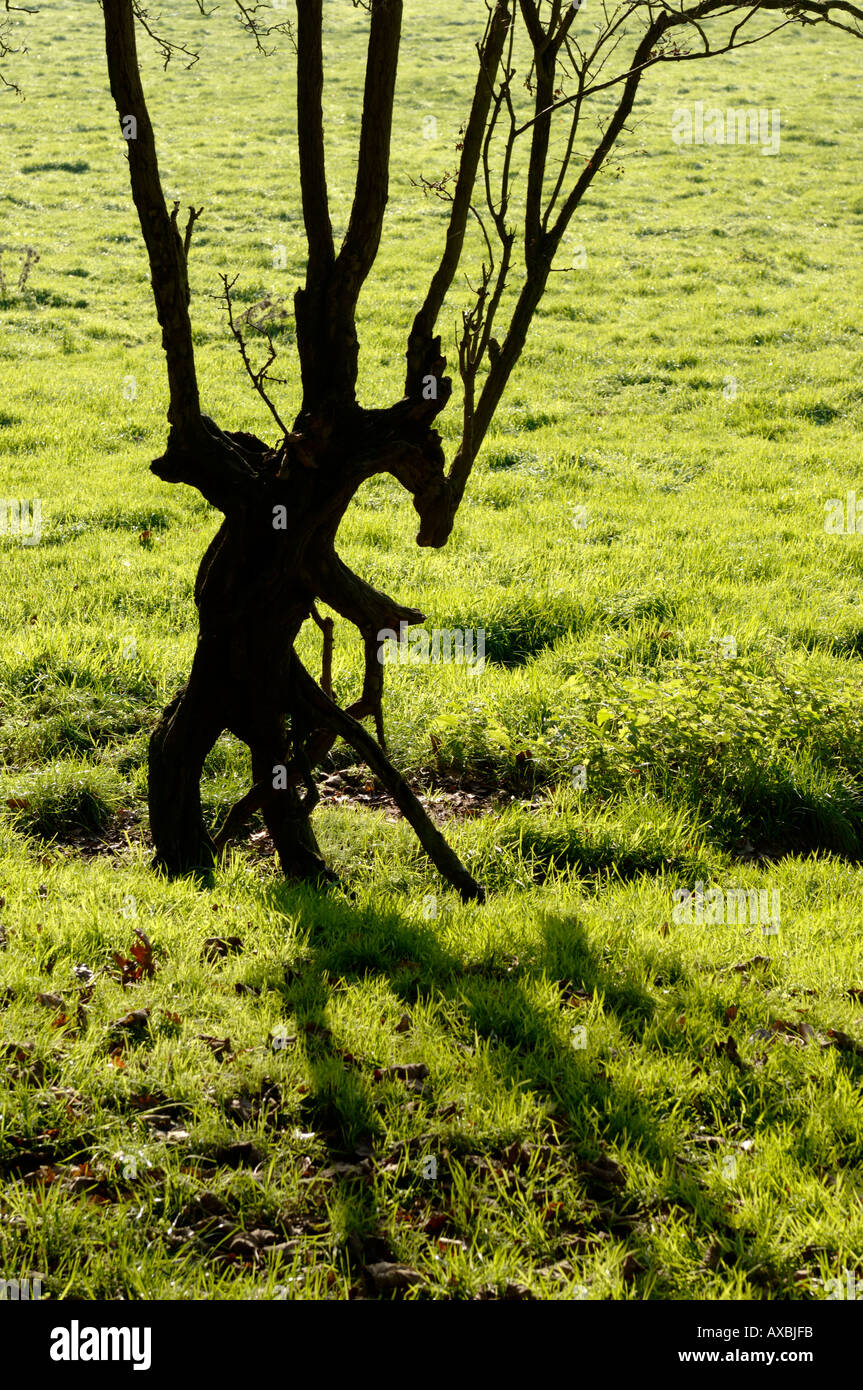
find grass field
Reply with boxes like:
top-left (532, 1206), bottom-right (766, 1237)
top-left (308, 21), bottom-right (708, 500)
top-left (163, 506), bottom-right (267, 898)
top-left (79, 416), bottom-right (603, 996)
top-left (1, 0), bottom-right (862, 1300)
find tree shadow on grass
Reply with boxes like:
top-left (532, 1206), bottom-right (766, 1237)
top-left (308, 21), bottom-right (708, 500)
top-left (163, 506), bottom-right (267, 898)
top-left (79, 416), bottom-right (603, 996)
top-left (247, 883), bottom-right (700, 1293)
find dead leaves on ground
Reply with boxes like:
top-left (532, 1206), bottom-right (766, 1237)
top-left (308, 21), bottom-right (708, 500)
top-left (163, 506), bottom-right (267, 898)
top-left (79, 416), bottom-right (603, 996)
top-left (576, 1154), bottom-right (627, 1188)
top-left (107, 1007), bottom-right (151, 1058)
top-left (167, 1193), bottom-right (328, 1276)
top-left (716, 1035), bottom-right (748, 1072)
top-left (36, 981), bottom-right (93, 1036)
top-left (201, 936), bottom-right (244, 963)
top-left (824, 1027), bottom-right (863, 1057)
top-left (197, 1033), bottom-right (235, 1063)
top-left (373, 1062), bottom-right (429, 1084)
top-left (713, 1011), bottom-right (863, 1072)
top-left (365, 1261), bottom-right (425, 1293)
top-left (112, 928), bottom-right (156, 986)
top-left (722, 955), bottom-right (772, 977)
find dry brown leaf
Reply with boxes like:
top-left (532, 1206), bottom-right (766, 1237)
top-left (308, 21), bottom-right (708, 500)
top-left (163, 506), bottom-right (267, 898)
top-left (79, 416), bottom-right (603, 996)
top-left (373, 1062), bottom-right (429, 1083)
top-left (201, 936), bottom-right (244, 962)
top-left (365, 1261), bottom-right (425, 1293)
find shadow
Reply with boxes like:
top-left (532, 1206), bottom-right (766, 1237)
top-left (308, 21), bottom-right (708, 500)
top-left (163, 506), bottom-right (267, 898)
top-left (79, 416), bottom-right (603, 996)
top-left (231, 881), bottom-right (712, 1294)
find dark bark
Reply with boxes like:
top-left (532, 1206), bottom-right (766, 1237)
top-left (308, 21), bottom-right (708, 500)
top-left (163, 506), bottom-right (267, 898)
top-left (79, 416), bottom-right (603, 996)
top-left (147, 426), bottom-right (484, 900)
top-left (101, 0), bottom-right (863, 905)
top-left (103, 0), bottom-right (201, 446)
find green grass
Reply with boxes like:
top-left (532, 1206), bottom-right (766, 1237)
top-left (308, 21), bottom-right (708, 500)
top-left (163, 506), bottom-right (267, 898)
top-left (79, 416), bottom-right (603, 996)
top-left (1, 1), bottom-right (863, 1300)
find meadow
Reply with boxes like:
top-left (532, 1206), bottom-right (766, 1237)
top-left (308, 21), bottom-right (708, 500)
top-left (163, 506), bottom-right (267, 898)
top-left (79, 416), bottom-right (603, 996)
top-left (0, 0), bottom-right (862, 1300)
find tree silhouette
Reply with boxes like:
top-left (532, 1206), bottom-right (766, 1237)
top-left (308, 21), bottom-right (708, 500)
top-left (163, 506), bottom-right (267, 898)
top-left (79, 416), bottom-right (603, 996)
top-left (96, 0), bottom-right (863, 898)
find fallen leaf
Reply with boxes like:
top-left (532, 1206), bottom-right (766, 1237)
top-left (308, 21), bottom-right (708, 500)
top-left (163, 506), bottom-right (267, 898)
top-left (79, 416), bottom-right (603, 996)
top-left (197, 1034), bottom-right (233, 1061)
top-left (577, 1155), bottom-right (625, 1186)
top-left (227, 1233), bottom-right (258, 1262)
top-left (716, 1035), bottom-right (748, 1072)
top-left (264, 1241), bottom-right (301, 1265)
top-left (37, 992), bottom-right (65, 1010)
top-left (726, 956), bottom-right (771, 974)
top-left (373, 1063), bottom-right (429, 1083)
top-left (365, 1261), bottom-right (425, 1293)
top-left (130, 929), bottom-right (156, 978)
top-left (201, 936), bottom-right (244, 962)
top-left (502, 1140), bottom-right (534, 1170)
top-left (317, 1159), bottom-right (372, 1180)
top-left (111, 1008), bottom-right (150, 1031)
top-left (436, 1101), bottom-right (459, 1120)
top-left (112, 952), bottom-right (141, 987)
top-left (621, 1253), bottom-right (646, 1282)
top-left (705, 1242), bottom-right (722, 1271)
top-left (248, 1228), bottom-right (279, 1248)
top-left (825, 1028), bottom-right (863, 1056)
top-left (423, 1213), bottom-right (449, 1235)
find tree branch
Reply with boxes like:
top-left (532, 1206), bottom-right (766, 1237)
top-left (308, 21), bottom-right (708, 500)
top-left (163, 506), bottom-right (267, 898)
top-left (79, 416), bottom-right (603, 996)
top-left (293, 0), bottom-right (335, 414)
top-left (404, 0), bottom-right (512, 397)
top-left (103, 0), bottom-right (202, 447)
top-left (332, 0), bottom-right (403, 310)
top-left (220, 273), bottom-right (290, 439)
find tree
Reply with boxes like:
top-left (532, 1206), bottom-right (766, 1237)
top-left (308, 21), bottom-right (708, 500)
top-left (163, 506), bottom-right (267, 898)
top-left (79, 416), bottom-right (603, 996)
top-left (95, 0), bottom-right (862, 901)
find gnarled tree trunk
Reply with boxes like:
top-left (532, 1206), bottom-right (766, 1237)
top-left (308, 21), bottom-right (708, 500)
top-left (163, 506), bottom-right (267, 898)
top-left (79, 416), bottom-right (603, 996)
top-left (101, 0), bottom-right (861, 902)
top-left (144, 410), bottom-right (485, 901)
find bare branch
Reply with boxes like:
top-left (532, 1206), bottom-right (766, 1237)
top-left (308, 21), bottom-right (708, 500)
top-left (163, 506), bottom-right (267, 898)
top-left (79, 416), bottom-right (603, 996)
top-left (293, 0), bottom-right (335, 413)
top-left (130, 2), bottom-right (201, 68)
top-left (0, 0), bottom-right (36, 97)
top-left (183, 203), bottom-right (203, 260)
top-left (231, 0), bottom-right (295, 53)
top-left (324, 0), bottom-right (404, 400)
top-left (405, 0), bottom-right (512, 397)
top-left (103, 0), bottom-right (202, 445)
top-left (220, 273), bottom-right (290, 439)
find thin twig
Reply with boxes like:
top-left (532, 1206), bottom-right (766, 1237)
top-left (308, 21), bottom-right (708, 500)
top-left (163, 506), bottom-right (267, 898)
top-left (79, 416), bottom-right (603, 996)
top-left (220, 273), bottom-right (290, 439)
